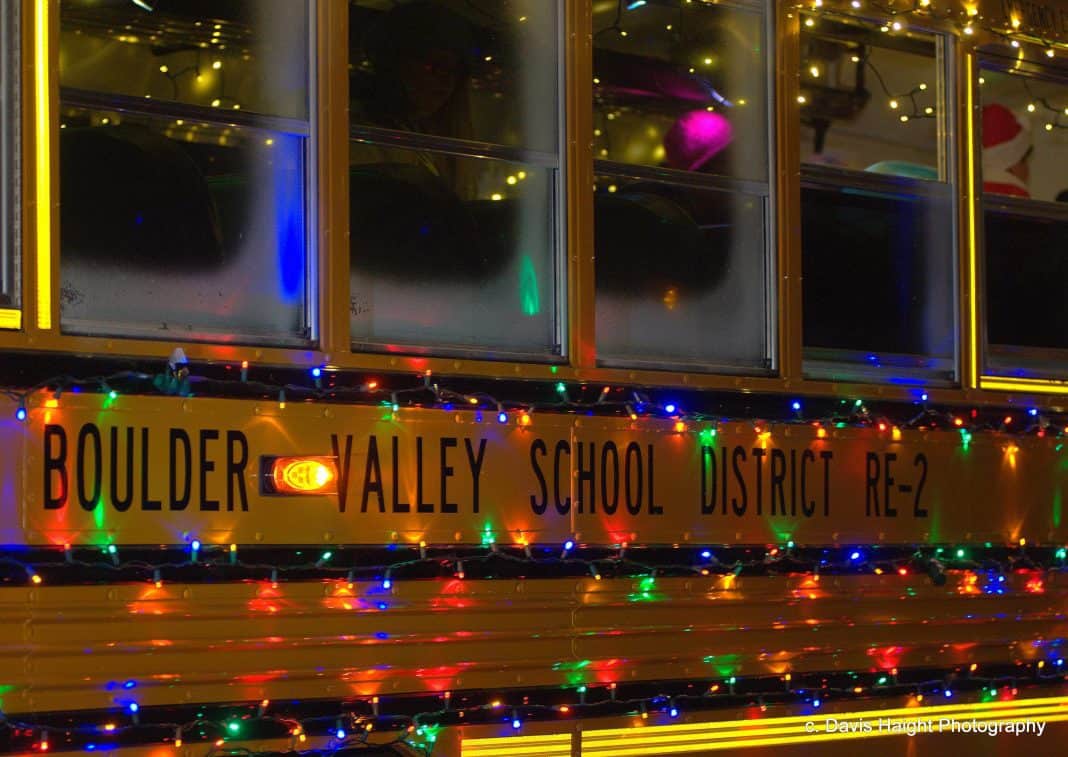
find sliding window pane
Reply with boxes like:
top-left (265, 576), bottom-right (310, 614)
top-left (595, 175), bottom-right (767, 369)
top-left (60, 108), bottom-right (307, 342)
top-left (593, 0), bottom-right (772, 372)
top-left (349, 1), bottom-right (564, 359)
top-left (800, 16), bottom-right (955, 384)
top-left (350, 142), bottom-right (558, 355)
top-left (350, 0), bottom-right (558, 152)
top-left (59, 0), bottom-right (308, 120)
top-left (58, 0), bottom-right (311, 344)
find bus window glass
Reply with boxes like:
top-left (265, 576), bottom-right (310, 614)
top-left (58, 0), bottom-right (311, 345)
top-left (592, 0), bottom-right (772, 372)
top-left (348, 1), bottom-right (563, 359)
top-left (980, 66), bottom-right (1068, 378)
top-left (800, 16), bottom-right (955, 385)
top-left (0, 7), bottom-right (17, 314)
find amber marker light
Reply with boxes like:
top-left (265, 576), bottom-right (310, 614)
top-left (264, 456), bottom-right (338, 495)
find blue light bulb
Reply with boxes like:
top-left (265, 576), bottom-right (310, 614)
top-left (512, 718), bottom-right (521, 730)
top-left (191, 540), bottom-right (201, 552)
top-left (336, 729), bottom-right (346, 740)
top-left (701, 550), bottom-right (712, 559)
top-left (15, 407), bottom-right (26, 421)
top-left (669, 707), bottom-right (679, 718)
top-left (497, 411), bottom-right (508, 424)
top-left (564, 540), bottom-right (575, 551)
top-left (850, 551), bottom-right (861, 561)
top-left (791, 401), bottom-right (802, 411)
top-left (665, 403), bottom-right (677, 414)
top-left (311, 367), bottom-right (322, 378)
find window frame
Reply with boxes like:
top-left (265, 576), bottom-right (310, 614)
top-left (796, 12), bottom-right (960, 388)
top-left (345, 0), bottom-right (569, 364)
top-left (975, 53), bottom-right (1068, 384)
top-left (53, 0), bottom-right (319, 348)
top-left (590, 0), bottom-right (778, 376)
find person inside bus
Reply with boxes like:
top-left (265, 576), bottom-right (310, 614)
top-left (981, 103), bottom-right (1032, 198)
top-left (349, 1), bottom-right (501, 279)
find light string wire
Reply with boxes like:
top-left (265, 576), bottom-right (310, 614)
top-left (2, 664), bottom-right (1068, 757)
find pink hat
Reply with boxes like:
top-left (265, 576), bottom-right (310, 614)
top-left (663, 110), bottom-right (733, 172)
top-left (982, 103), bottom-right (1030, 173)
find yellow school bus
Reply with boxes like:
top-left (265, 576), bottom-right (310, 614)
top-left (2, 0), bottom-right (1068, 755)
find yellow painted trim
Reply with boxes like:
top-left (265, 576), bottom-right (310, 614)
top-left (463, 732), bottom-right (572, 757)
top-left (581, 697), bottom-right (1068, 755)
top-left (965, 53), bottom-right (978, 388)
top-left (981, 377), bottom-right (1068, 395)
top-left (0, 308), bottom-right (21, 329)
top-left (33, 0), bottom-right (51, 330)
top-left (583, 715), bottom-right (1068, 755)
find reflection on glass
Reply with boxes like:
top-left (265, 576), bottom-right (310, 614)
top-left (979, 69), bottom-right (1068, 202)
top-left (802, 182), bottom-right (955, 376)
top-left (985, 207), bottom-right (1068, 355)
top-left (594, 176), bottom-right (768, 370)
top-left (350, 0), bottom-right (558, 152)
top-left (0, 7), bottom-right (16, 309)
top-left (350, 142), bottom-right (558, 355)
top-left (981, 67), bottom-right (1068, 376)
top-left (59, 109), bottom-right (307, 342)
top-left (592, 0), bottom-right (767, 181)
top-left (59, 0), bottom-right (309, 120)
top-left (800, 16), bottom-right (942, 180)
top-left (800, 16), bottom-right (953, 383)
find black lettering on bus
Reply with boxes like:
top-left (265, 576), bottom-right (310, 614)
top-left (529, 439), bottom-right (548, 515)
top-left (553, 439), bottom-right (571, 514)
top-left (416, 437), bottom-right (433, 513)
top-left (866, 452), bottom-right (880, 516)
top-left (391, 436), bottom-right (410, 513)
top-left (464, 438), bottom-right (487, 514)
top-left (332, 434), bottom-right (353, 513)
top-left (141, 428), bottom-right (161, 510)
top-left (226, 431), bottom-right (248, 512)
top-left (801, 449), bottom-right (815, 517)
top-left (169, 428), bottom-right (191, 511)
top-left (577, 441), bottom-right (595, 514)
top-left (109, 426), bottom-right (134, 512)
top-left (625, 442), bottom-right (643, 515)
top-left (440, 437), bottom-right (458, 514)
top-left (913, 453), bottom-right (929, 517)
top-left (821, 450), bottom-right (833, 516)
top-left (752, 448), bottom-right (765, 515)
top-left (362, 435), bottom-right (385, 513)
top-left (199, 429), bottom-right (219, 511)
top-left (770, 448), bottom-right (786, 516)
top-left (884, 452), bottom-right (897, 517)
top-left (43, 424), bottom-right (67, 510)
top-left (648, 444), bottom-right (662, 515)
top-left (731, 446), bottom-right (747, 516)
top-left (701, 445), bottom-right (716, 515)
top-left (77, 423), bottom-right (102, 511)
top-left (601, 441), bottom-right (620, 515)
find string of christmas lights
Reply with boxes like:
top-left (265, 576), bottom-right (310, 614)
top-left (6, 360), bottom-right (1068, 442)
top-left (2, 541), bottom-right (1065, 588)
top-left (796, 0), bottom-right (1064, 57)
top-left (2, 664), bottom-right (1067, 755)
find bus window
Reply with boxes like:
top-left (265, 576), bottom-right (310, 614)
top-left (0, 7), bottom-right (17, 317)
top-left (979, 65), bottom-right (1068, 379)
top-left (592, 0), bottom-right (771, 373)
top-left (799, 15), bottom-right (955, 385)
top-left (58, 0), bottom-right (311, 345)
top-left (349, 1), bottom-right (563, 360)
